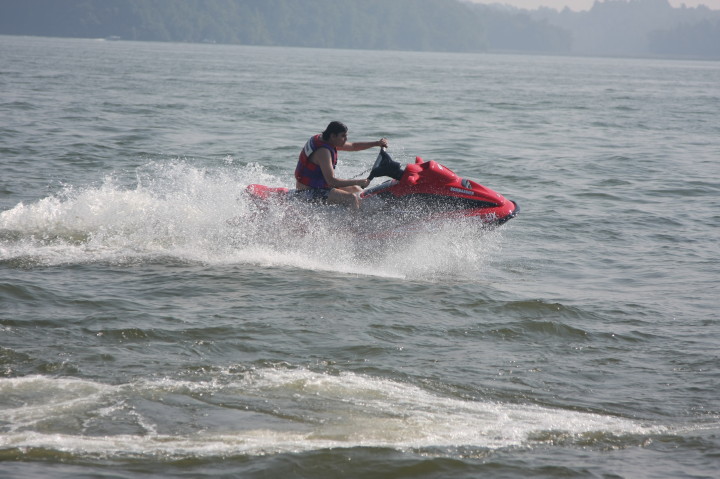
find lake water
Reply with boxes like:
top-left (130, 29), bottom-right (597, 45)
top-left (1, 35), bottom-right (719, 478)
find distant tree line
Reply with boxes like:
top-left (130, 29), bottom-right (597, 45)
top-left (0, 0), bottom-right (718, 58)
top-left (648, 19), bottom-right (720, 57)
top-left (528, 0), bottom-right (720, 58)
top-left (0, 0), bottom-right (490, 52)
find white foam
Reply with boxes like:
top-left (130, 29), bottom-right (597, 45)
top-left (0, 370), bottom-right (664, 458)
top-left (234, 368), bottom-right (658, 449)
top-left (0, 375), bottom-right (118, 432)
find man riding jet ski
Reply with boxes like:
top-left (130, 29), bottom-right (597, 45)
top-left (293, 121), bottom-right (388, 209)
top-left (246, 147), bottom-right (519, 227)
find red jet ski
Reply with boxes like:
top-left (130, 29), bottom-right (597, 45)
top-left (245, 148), bottom-right (518, 228)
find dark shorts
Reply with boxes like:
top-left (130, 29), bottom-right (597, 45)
top-left (292, 188), bottom-right (332, 204)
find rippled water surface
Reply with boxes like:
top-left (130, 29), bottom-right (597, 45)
top-left (1, 36), bottom-right (719, 478)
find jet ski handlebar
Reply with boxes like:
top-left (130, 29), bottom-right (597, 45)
top-left (368, 147), bottom-right (405, 182)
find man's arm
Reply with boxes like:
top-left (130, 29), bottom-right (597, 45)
top-left (314, 149), bottom-right (370, 188)
top-left (339, 138), bottom-right (388, 152)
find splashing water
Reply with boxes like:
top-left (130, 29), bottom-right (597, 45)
top-left (0, 160), bottom-right (506, 279)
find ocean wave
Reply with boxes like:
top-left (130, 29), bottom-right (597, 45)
top-left (0, 369), bottom-right (664, 460)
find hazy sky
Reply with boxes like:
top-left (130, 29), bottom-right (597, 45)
top-left (467, 0), bottom-right (720, 11)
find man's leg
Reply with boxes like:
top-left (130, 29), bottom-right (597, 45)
top-left (327, 186), bottom-right (362, 209)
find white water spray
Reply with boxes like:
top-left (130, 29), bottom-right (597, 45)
top-left (0, 160), bottom-right (506, 280)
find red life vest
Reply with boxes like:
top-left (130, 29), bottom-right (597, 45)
top-left (294, 134), bottom-right (337, 189)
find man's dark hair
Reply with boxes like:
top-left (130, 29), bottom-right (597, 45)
top-left (322, 121), bottom-right (348, 140)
